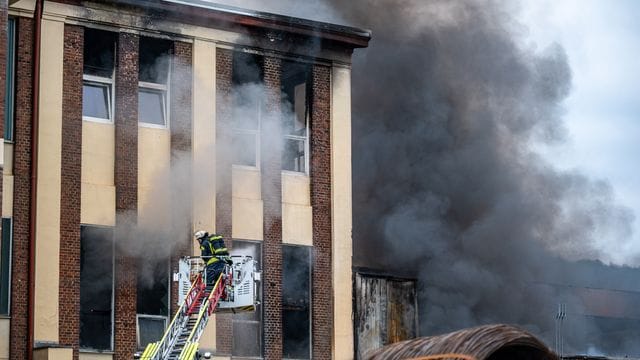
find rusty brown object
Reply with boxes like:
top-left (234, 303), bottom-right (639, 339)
top-left (365, 324), bottom-right (557, 360)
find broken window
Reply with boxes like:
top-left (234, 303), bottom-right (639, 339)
top-left (136, 259), bottom-right (170, 348)
top-left (232, 52), bottom-right (263, 168)
top-left (281, 61), bottom-right (310, 174)
top-left (80, 226), bottom-right (114, 351)
top-left (83, 29), bottom-right (116, 122)
top-left (5, 17), bottom-right (15, 141)
top-left (0, 218), bottom-right (12, 315)
top-left (232, 240), bottom-right (262, 357)
top-left (138, 37), bottom-right (171, 127)
top-left (282, 245), bottom-right (311, 359)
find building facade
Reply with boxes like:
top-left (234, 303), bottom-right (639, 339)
top-left (0, 1), bottom-right (370, 359)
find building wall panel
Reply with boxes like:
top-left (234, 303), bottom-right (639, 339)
top-left (59, 23), bottom-right (83, 360)
top-left (261, 55), bottom-right (283, 360)
top-left (310, 64), bottom-right (332, 360)
top-left (214, 46), bottom-right (233, 356)
top-left (331, 65), bottom-right (354, 359)
top-left (10, 16), bottom-right (33, 360)
top-left (113, 32), bottom-right (139, 360)
top-left (34, 17), bottom-right (64, 344)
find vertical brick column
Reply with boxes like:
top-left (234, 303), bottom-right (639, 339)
top-left (310, 64), bottom-right (332, 359)
top-left (59, 24), bottom-right (83, 360)
top-left (114, 32), bottom-right (139, 360)
top-left (9, 17), bottom-right (33, 360)
top-left (261, 56), bottom-right (283, 360)
top-left (169, 41), bottom-right (192, 316)
top-left (215, 48), bottom-right (233, 355)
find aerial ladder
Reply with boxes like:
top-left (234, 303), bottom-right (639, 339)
top-left (137, 255), bottom-right (260, 360)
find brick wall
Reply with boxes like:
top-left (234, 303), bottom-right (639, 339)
top-left (169, 40), bottom-right (192, 316)
top-left (58, 24), bottom-right (83, 360)
top-left (215, 47), bottom-right (233, 355)
top-left (261, 55), bottom-right (283, 360)
top-left (114, 32), bottom-right (139, 360)
top-left (310, 64), bottom-right (333, 359)
top-left (9, 16), bottom-right (33, 360)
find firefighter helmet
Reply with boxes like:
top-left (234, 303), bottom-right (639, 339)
top-left (194, 230), bottom-right (207, 241)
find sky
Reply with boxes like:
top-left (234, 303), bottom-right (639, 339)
top-left (520, 0), bottom-right (640, 261)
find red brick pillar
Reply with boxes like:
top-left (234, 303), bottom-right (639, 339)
top-left (310, 64), bottom-right (333, 359)
top-left (10, 16), bottom-right (33, 360)
top-left (114, 32), bottom-right (139, 360)
top-left (261, 56), bottom-right (283, 360)
top-left (59, 24), bottom-right (83, 360)
top-left (215, 47), bottom-right (233, 355)
top-left (169, 40), bottom-right (193, 316)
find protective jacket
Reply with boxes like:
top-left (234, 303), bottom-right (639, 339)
top-left (200, 234), bottom-right (230, 266)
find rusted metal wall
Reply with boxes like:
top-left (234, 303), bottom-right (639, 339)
top-left (354, 273), bottom-right (418, 359)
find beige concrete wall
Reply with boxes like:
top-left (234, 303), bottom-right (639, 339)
top-left (192, 39), bottom-right (217, 349)
top-left (2, 177), bottom-right (13, 218)
top-left (34, 18), bottom-right (64, 343)
top-left (3, 143), bottom-right (14, 217)
top-left (232, 167), bottom-right (263, 240)
top-left (282, 173), bottom-right (312, 246)
top-left (0, 317), bottom-right (9, 360)
top-left (78, 353), bottom-right (114, 360)
top-left (33, 348), bottom-right (73, 360)
top-left (81, 121), bottom-right (116, 226)
top-left (138, 126), bottom-right (171, 228)
top-left (331, 65), bottom-right (354, 359)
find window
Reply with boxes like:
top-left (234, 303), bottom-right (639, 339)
top-left (136, 259), bottom-right (169, 348)
top-left (5, 18), bottom-right (15, 141)
top-left (232, 52), bottom-right (263, 168)
top-left (0, 218), bottom-right (12, 315)
top-left (282, 245), bottom-right (311, 359)
top-left (83, 29), bottom-right (116, 123)
top-left (138, 37), bottom-right (171, 127)
top-left (80, 226), bottom-right (114, 351)
top-left (281, 62), bottom-right (310, 174)
top-left (232, 240), bottom-right (262, 357)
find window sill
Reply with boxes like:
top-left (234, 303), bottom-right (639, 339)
top-left (79, 349), bottom-right (115, 354)
top-left (83, 116), bottom-right (113, 124)
top-left (281, 170), bottom-right (309, 177)
top-left (138, 122), bottom-right (168, 130)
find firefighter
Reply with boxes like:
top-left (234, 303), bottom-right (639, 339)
top-left (194, 230), bottom-right (232, 286)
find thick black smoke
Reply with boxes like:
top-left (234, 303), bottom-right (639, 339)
top-left (206, 0), bottom-right (640, 354)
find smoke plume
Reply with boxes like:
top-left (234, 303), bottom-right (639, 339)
top-left (196, 0), bottom-right (640, 354)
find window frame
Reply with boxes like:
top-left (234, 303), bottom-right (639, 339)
top-left (231, 239), bottom-right (263, 358)
top-left (232, 98), bottom-right (262, 170)
top-left (282, 244), bottom-right (312, 360)
top-left (281, 65), bottom-right (311, 175)
top-left (82, 73), bottom-right (115, 124)
top-left (4, 17), bottom-right (15, 142)
top-left (0, 218), bottom-right (13, 315)
top-left (79, 225), bottom-right (115, 352)
top-left (136, 259), bottom-right (171, 349)
top-left (137, 80), bottom-right (170, 129)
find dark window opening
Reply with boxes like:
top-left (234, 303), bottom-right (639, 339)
top-left (139, 37), bottom-right (171, 84)
top-left (138, 37), bottom-right (171, 127)
top-left (232, 240), bottom-right (263, 358)
top-left (80, 226), bottom-right (114, 351)
top-left (232, 52), bottom-right (263, 168)
top-left (137, 259), bottom-right (169, 348)
top-left (5, 18), bottom-right (16, 141)
top-left (283, 245), bottom-right (311, 359)
top-left (281, 61), bottom-right (310, 173)
top-left (83, 29), bottom-right (116, 121)
top-left (0, 218), bottom-right (12, 315)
